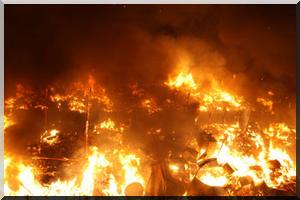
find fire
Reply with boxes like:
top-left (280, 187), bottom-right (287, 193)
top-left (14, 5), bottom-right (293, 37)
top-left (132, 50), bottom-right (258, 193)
top-left (80, 147), bottom-right (110, 195)
top-left (199, 172), bottom-right (228, 187)
top-left (49, 77), bottom-right (113, 113)
top-left (103, 174), bottom-right (119, 196)
top-left (198, 121), bottom-right (296, 190)
top-left (199, 105), bottom-right (208, 112)
top-left (119, 154), bottom-right (145, 194)
top-left (4, 70), bottom-right (296, 196)
top-left (264, 123), bottom-right (295, 141)
top-left (166, 71), bottom-right (244, 112)
top-left (4, 147), bottom-right (148, 196)
top-left (257, 97), bottom-right (273, 112)
top-left (100, 118), bottom-right (116, 130)
top-left (268, 143), bottom-right (295, 177)
top-left (141, 98), bottom-right (161, 114)
top-left (169, 164), bottom-right (180, 173)
top-left (5, 98), bottom-right (16, 111)
top-left (68, 97), bottom-right (86, 113)
top-left (218, 91), bottom-right (241, 108)
top-left (41, 129), bottom-right (60, 145)
top-left (4, 115), bottom-right (15, 130)
top-left (93, 118), bottom-right (125, 134)
top-left (165, 72), bottom-right (197, 90)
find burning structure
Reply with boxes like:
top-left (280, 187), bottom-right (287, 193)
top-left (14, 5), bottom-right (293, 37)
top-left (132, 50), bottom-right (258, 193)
top-left (4, 5), bottom-right (296, 196)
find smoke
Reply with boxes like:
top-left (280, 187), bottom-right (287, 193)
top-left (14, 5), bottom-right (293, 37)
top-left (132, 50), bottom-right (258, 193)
top-left (5, 5), bottom-right (295, 98)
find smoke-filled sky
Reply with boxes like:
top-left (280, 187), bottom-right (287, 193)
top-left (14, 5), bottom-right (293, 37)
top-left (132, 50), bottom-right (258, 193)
top-left (5, 5), bottom-right (296, 99)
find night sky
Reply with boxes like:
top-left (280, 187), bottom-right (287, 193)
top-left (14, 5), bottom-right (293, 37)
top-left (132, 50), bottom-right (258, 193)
top-left (5, 5), bottom-right (296, 99)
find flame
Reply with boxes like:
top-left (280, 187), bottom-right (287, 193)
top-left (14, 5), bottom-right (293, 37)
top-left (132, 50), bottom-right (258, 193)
top-left (103, 174), bottom-right (119, 196)
top-left (199, 172), bottom-right (228, 187)
top-left (4, 70), bottom-right (295, 195)
top-left (119, 154), bottom-right (145, 194)
top-left (41, 129), bottom-right (60, 145)
top-left (166, 71), bottom-right (244, 112)
top-left (100, 118), bottom-right (116, 130)
top-left (218, 91), bottom-right (241, 108)
top-left (165, 72), bottom-right (197, 90)
top-left (141, 98), bottom-right (161, 114)
top-left (49, 78), bottom-right (113, 113)
top-left (257, 97), bottom-right (273, 112)
top-left (69, 97), bottom-right (86, 113)
top-left (264, 123), bottom-right (295, 141)
top-left (169, 164), bottom-right (180, 173)
top-left (93, 118), bottom-right (125, 134)
top-left (4, 147), bottom-right (148, 196)
top-left (80, 147), bottom-right (110, 195)
top-left (4, 116), bottom-right (15, 130)
top-left (202, 121), bottom-right (296, 189)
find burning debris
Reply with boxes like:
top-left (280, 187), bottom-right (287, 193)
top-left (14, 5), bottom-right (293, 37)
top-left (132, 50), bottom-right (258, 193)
top-left (3, 69), bottom-right (296, 196)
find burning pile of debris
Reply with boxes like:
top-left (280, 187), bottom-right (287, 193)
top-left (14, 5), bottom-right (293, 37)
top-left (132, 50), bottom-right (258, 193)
top-left (4, 71), bottom-right (296, 196)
